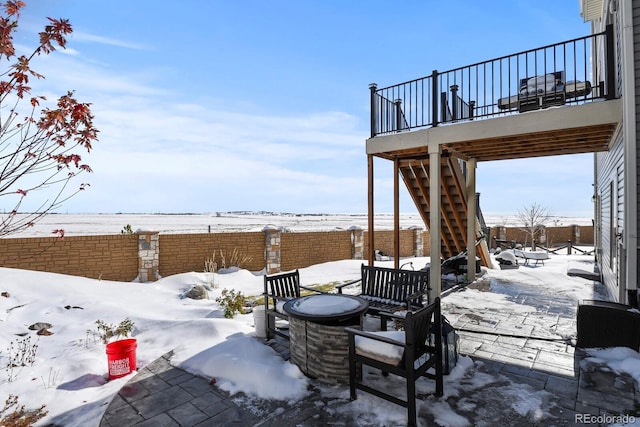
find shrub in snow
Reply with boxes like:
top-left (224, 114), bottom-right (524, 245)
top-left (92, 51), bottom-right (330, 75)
top-left (92, 318), bottom-right (135, 345)
top-left (0, 395), bottom-right (47, 426)
top-left (216, 289), bottom-right (246, 318)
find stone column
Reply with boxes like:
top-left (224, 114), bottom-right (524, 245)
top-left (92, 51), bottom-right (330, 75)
top-left (137, 230), bottom-right (159, 282)
top-left (263, 226), bottom-right (281, 274)
top-left (538, 226), bottom-right (547, 245)
top-left (410, 226), bottom-right (424, 257)
top-left (349, 226), bottom-right (364, 260)
top-left (493, 226), bottom-right (507, 248)
top-left (571, 225), bottom-right (580, 244)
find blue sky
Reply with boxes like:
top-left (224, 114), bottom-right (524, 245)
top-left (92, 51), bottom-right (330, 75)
top-left (16, 1), bottom-right (593, 217)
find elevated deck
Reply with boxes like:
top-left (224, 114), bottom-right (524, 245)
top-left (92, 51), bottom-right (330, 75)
top-left (366, 25), bottom-right (621, 295)
top-left (368, 99), bottom-right (621, 161)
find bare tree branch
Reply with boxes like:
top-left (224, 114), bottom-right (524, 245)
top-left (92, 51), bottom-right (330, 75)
top-left (515, 202), bottom-right (551, 250)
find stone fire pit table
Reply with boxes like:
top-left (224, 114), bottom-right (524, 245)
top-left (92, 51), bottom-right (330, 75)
top-left (283, 294), bottom-right (368, 384)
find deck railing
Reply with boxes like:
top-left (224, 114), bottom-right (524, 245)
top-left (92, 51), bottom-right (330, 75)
top-left (370, 25), bottom-right (615, 137)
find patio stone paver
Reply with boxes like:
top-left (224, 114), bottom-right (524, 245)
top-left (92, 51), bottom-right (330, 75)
top-left (546, 375), bottom-right (579, 399)
top-left (99, 272), bottom-right (640, 426)
top-left (166, 402), bottom-right (210, 426)
top-left (130, 385), bottom-right (194, 419)
top-left (136, 413), bottom-right (178, 427)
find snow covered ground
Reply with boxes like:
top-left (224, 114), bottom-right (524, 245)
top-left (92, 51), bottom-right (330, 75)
top-left (1, 249), bottom-right (639, 426)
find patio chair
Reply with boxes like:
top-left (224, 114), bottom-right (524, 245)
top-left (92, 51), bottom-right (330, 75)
top-left (263, 270), bottom-right (323, 340)
top-left (345, 298), bottom-right (443, 426)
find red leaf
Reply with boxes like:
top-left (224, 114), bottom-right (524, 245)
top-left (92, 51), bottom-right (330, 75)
top-left (5, 2), bottom-right (25, 16)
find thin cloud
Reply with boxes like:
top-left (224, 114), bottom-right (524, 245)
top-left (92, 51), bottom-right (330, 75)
top-left (11, 1), bottom-right (594, 217)
top-left (20, 48), bottom-right (370, 213)
top-left (18, 18), bottom-right (150, 52)
top-left (57, 47), bottom-right (79, 56)
top-left (69, 30), bottom-right (151, 51)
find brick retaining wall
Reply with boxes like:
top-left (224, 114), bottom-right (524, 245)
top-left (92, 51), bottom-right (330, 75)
top-left (280, 231), bottom-right (352, 271)
top-left (0, 234), bottom-right (138, 281)
top-left (159, 232), bottom-right (265, 277)
top-left (364, 229), bottom-right (419, 258)
top-left (0, 224), bottom-right (594, 282)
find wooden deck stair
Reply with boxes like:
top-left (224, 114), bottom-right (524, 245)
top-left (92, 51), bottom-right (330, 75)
top-left (399, 155), bottom-right (491, 267)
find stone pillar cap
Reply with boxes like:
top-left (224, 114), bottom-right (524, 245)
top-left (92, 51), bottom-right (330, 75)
top-left (136, 228), bottom-right (158, 234)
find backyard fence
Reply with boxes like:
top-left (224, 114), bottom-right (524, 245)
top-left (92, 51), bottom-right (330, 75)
top-left (0, 224), bottom-right (593, 282)
top-left (0, 227), bottom-right (427, 282)
top-left (491, 224), bottom-right (593, 250)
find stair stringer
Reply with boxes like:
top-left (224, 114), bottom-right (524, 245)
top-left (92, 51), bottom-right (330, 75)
top-left (399, 157), bottom-right (492, 267)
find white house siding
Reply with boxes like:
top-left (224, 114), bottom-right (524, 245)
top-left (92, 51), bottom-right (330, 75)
top-left (596, 131), bottom-right (624, 300)
top-left (591, 0), bottom-right (640, 302)
top-left (633, 0), bottom-right (640, 303)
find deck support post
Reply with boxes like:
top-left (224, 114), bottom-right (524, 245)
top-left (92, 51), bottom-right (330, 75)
top-left (466, 158), bottom-right (477, 282)
top-left (394, 157), bottom-right (400, 269)
top-left (368, 83), bottom-right (377, 267)
top-left (429, 144), bottom-right (441, 298)
top-left (368, 154), bottom-right (375, 266)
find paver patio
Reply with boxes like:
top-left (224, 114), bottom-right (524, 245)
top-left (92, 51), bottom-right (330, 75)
top-left (100, 264), bottom-right (640, 426)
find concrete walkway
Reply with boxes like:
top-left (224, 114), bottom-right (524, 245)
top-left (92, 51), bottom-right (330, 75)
top-left (100, 276), bottom-right (640, 426)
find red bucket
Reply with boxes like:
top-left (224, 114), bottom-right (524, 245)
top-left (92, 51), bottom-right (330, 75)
top-left (106, 338), bottom-right (137, 380)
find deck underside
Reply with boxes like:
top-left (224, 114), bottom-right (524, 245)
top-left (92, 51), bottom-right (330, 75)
top-left (368, 99), bottom-right (621, 162)
top-left (367, 99), bottom-right (621, 267)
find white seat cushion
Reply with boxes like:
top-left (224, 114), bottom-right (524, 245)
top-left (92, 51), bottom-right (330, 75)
top-left (355, 330), bottom-right (405, 366)
top-left (275, 298), bottom-right (291, 314)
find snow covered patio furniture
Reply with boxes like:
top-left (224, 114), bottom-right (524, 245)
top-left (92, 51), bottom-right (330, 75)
top-left (440, 252), bottom-right (482, 282)
top-left (518, 250), bottom-right (550, 266)
top-left (345, 297), bottom-right (444, 427)
top-left (495, 250), bottom-right (520, 269)
top-left (282, 293), bottom-right (369, 384)
top-left (374, 249), bottom-right (392, 261)
top-left (496, 71), bottom-right (592, 113)
top-left (336, 264), bottom-right (431, 331)
top-left (263, 270), bottom-right (324, 340)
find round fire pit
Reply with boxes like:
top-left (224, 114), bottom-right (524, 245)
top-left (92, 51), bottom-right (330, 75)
top-left (283, 294), bottom-right (368, 384)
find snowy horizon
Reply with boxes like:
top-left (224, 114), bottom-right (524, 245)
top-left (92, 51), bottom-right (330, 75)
top-left (5, 212), bottom-right (594, 238)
